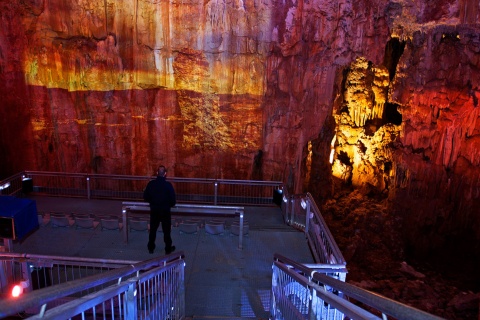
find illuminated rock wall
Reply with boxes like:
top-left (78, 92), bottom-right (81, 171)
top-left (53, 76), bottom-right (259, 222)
top-left (321, 2), bottom-right (480, 257)
top-left (0, 1), bottom-right (479, 256)
top-left (390, 26), bottom-right (480, 257)
top-left (1, 0), bottom-right (394, 181)
top-left (0, 0), bottom-right (271, 178)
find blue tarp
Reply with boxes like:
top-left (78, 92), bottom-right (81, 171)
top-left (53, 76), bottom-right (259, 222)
top-left (0, 196), bottom-right (39, 240)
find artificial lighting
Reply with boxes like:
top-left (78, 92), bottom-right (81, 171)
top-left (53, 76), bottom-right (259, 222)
top-left (329, 134), bottom-right (336, 164)
top-left (11, 285), bottom-right (22, 297)
top-left (11, 280), bottom-right (29, 298)
top-left (0, 182), bottom-right (10, 190)
top-left (300, 199), bottom-right (307, 209)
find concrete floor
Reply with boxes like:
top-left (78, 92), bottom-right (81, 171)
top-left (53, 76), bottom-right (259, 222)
top-left (9, 196), bottom-right (314, 319)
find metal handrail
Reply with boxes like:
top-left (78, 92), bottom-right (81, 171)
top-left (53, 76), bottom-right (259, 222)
top-left (0, 170), bottom-right (282, 206)
top-left (306, 192), bottom-right (346, 265)
top-left (19, 170), bottom-right (282, 186)
top-left (26, 281), bottom-right (134, 319)
top-left (280, 188), bottom-right (346, 266)
top-left (25, 259), bottom-right (185, 319)
top-left (0, 252), bottom-right (138, 266)
top-left (272, 259), bottom-right (374, 320)
top-left (272, 254), bottom-right (445, 320)
top-left (0, 172), bottom-right (24, 195)
top-left (0, 251), bottom-right (185, 318)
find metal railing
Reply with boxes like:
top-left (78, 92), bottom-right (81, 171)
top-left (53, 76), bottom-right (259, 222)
top-left (280, 188), bottom-right (346, 267)
top-left (0, 253), bottom-right (133, 296)
top-left (270, 254), bottom-right (445, 320)
top-left (0, 251), bottom-right (185, 319)
top-left (0, 171), bottom-right (282, 206)
top-left (0, 172), bottom-right (25, 196)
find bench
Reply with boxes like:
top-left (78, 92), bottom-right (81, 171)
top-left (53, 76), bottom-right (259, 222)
top-left (121, 202), bottom-right (245, 249)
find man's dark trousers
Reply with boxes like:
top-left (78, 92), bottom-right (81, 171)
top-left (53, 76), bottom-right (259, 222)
top-left (148, 210), bottom-right (172, 253)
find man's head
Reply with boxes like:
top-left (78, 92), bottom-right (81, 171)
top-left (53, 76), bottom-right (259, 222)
top-left (157, 165), bottom-right (167, 177)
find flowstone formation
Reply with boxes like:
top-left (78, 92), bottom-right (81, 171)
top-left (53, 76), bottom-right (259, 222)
top-left (331, 56), bottom-right (401, 191)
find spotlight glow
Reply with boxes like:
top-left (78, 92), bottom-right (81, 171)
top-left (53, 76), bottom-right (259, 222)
top-left (11, 285), bottom-right (23, 298)
top-left (11, 280), bottom-right (29, 298)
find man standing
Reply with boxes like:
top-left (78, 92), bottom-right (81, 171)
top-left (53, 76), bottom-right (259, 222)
top-left (143, 165), bottom-right (176, 254)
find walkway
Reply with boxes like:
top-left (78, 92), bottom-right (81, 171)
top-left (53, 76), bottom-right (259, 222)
top-left (9, 196), bottom-right (314, 319)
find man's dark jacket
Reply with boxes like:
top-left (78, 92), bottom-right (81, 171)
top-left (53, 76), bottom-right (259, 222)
top-left (143, 176), bottom-right (176, 212)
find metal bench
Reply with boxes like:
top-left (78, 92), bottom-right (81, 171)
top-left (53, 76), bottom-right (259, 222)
top-left (122, 202), bottom-right (245, 249)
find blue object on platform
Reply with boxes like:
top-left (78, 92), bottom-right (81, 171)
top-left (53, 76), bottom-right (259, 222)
top-left (0, 196), bottom-right (39, 240)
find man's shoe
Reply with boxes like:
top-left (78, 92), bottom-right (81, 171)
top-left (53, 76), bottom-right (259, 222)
top-left (147, 244), bottom-right (155, 254)
top-left (166, 246), bottom-right (176, 254)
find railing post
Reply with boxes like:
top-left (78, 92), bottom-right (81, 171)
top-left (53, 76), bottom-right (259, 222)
top-left (0, 242), bottom-right (13, 290)
top-left (238, 211), bottom-right (244, 250)
top-left (20, 261), bottom-right (33, 293)
top-left (122, 208), bottom-right (128, 244)
top-left (305, 199), bottom-right (311, 236)
top-left (214, 181), bottom-right (218, 205)
top-left (125, 281), bottom-right (138, 319)
top-left (308, 286), bottom-right (315, 320)
top-left (289, 198), bottom-right (294, 225)
top-left (86, 176), bottom-right (91, 200)
top-left (286, 197), bottom-right (291, 225)
top-left (284, 198), bottom-right (289, 224)
top-left (270, 265), bottom-right (278, 319)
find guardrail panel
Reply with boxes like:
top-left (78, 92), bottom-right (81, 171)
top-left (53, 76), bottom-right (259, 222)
top-left (17, 171), bottom-right (281, 206)
top-left (0, 252), bottom-right (186, 319)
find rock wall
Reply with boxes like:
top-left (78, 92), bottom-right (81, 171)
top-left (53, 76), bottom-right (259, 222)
top-left (0, 0), bottom-right (271, 178)
top-left (391, 25), bottom-right (480, 259)
top-left (0, 0), bottom-right (479, 279)
top-left (0, 0), bottom-right (395, 182)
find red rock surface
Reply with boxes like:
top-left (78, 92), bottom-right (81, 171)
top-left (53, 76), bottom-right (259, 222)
top-left (0, 0), bottom-right (479, 318)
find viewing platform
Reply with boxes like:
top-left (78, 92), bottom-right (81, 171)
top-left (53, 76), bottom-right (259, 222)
top-left (1, 172), bottom-right (443, 320)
